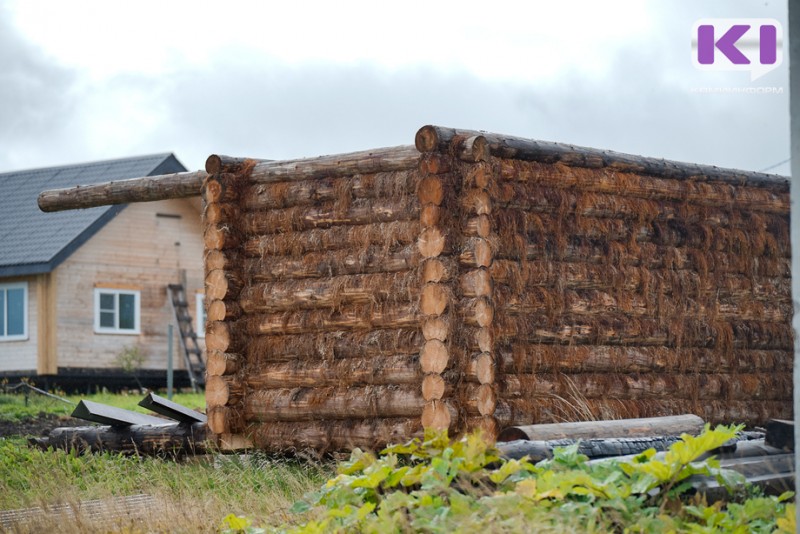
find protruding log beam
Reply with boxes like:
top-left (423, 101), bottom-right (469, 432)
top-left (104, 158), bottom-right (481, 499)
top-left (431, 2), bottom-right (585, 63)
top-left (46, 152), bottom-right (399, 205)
top-left (37, 170), bottom-right (207, 212)
top-left (421, 400), bottom-right (456, 430)
top-left (206, 375), bottom-right (244, 407)
top-left (205, 270), bottom-right (244, 301)
top-left (414, 125), bottom-right (788, 189)
top-left (205, 321), bottom-right (244, 353)
top-left (496, 414), bottom-right (705, 442)
top-left (422, 374), bottom-right (450, 401)
top-left (417, 227), bottom-right (447, 258)
top-left (204, 225), bottom-right (241, 251)
top-left (456, 135), bottom-right (489, 163)
top-left (420, 340), bottom-right (449, 374)
top-left (422, 317), bottom-right (449, 342)
top-left (206, 350), bottom-right (241, 376)
top-left (207, 299), bottom-right (242, 322)
top-left (205, 155), bottom-right (270, 174)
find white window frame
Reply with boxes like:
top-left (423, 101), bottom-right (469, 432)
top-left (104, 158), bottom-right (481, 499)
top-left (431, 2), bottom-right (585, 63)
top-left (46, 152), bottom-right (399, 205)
top-left (0, 282), bottom-right (28, 342)
top-left (195, 293), bottom-right (206, 338)
top-left (94, 288), bottom-right (141, 335)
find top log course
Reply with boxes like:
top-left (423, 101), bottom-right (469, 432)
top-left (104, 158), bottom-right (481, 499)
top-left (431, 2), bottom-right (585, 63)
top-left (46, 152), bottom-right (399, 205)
top-left (415, 125), bottom-right (788, 189)
top-left (37, 146), bottom-right (421, 212)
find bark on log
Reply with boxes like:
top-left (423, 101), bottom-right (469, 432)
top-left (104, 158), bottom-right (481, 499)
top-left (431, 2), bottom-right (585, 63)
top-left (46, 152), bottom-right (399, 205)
top-left (462, 190), bottom-right (492, 215)
top-left (205, 155), bottom-right (270, 174)
top-left (205, 269), bottom-right (244, 301)
top-left (498, 435), bottom-right (687, 461)
top-left (414, 125), bottom-right (788, 190)
top-left (245, 354), bottom-right (421, 389)
top-left (243, 245), bottom-right (419, 283)
top-left (244, 385), bottom-right (424, 421)
top-left (491, 345), bottom-right (792, 375)
top-left (239, 272), bottom-right (417, 313)
top-left (39, 423), bottom-right (208, 455)
top-left (241, 198), bottom-right (419, 234)
top-left (243, 304), bottom-right (419, 335)
top-left (203, 202), bottom-right (241, 226)
top-left (242, 220), bottom-right (420, 257)
top-left (38, 170), bottom-right (207, 212)
top-left (248, 417), bottom-right (423, 452)
top-left (241, 171), bottom-right (419, 211)
top-left (245, 328), bottom-right (423, 362)
top-left (456, 135), bottom-right (490, 163)
top-left (464, 163), bottom-right (491, 189)
top-left (496, 414), bottom-right (705, 442)
top-left (247, 145), bottom-right (420, 184)
top-left (206, 350), bottom-right (241, 376)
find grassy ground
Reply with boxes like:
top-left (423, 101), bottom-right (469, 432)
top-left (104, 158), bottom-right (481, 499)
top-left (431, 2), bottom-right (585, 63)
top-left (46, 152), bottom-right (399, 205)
top-left (0, 389), bottom-right (327, 532)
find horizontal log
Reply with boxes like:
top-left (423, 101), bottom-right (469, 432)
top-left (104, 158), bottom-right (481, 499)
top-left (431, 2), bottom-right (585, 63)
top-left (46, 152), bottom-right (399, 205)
top-left (205, 269), bottom-right (244, 301)
top-left (420, 340), bottom-right (449, 373)
top-left (204, 174), bottom-right (242, 204)
top-left (38, 423), bottom-right (208, 455)
top-left (206, 350), bottom-right (241, 376)
top-left (242, 220), bottom-right (420, 258)
top-left (245, 328), bottom-right (423, 362)
top-left (207, 299), bottom-right (242, 322)
top-left (241, 197), bottom-right (419, 234)
top-left (203, 202), bottom-right (241, 226)
top-left (422, 317), bottom-right (449, 342)
top-left (422, 374), bottom-right (450, 401)
top-left (242, 170), bottom-right (419, 210)
top-left (462, 383), bottom-right (496, 416)
top-left (498, 435), bottom-right (687, 461)
top-left (414, 125), bottom-right (788, 190)
top-left (498, 372), bottom-right (791, 402)
top-left (248, 417), bottom-right (423, 452)
top-left (460, 297), bottom-right (494, 327)
top-left (247, 145), bottom-right (420, 184)
top-left (464, 215), bottom-right (492, 238)
top-left (492, 345), bottom-right (792, 375)
top-left (494, 316), bottom-right (793, 350)
top-left (493, 398), bottom-right (790, 428)
top-left (38, 170), bottom-right (207, 212)
top-left (243, 303), bottom-right (419, 336)
top-left (205, 320), bottom-right (245, 354)
top-left (205, 249), bottom-right (243, 272)
top-left (244, 385), bottom-right (424, 422)
top-left (204, 225), bottom-right (241, 251)
top-left (205, 155), bottom-right (270, 174)
top-left (417, 227), bottom-right (448, 258)
top-left (206, 374), bottom-right (244, 407)
top-left (246, 354), bottom-right (421, 389)
top-left (239, 271), bottom-right (417, 313)
top-left (419, 153), bottom-right (451, 175)
top-left (460, 269), bottom-right (491, 297)
top-left (421, 399), bottom-right (457, 430)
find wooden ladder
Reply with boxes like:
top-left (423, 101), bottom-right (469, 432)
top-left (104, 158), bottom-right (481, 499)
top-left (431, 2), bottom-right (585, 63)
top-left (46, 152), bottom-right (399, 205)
top-left (167, 284), bottom-right (205, 392)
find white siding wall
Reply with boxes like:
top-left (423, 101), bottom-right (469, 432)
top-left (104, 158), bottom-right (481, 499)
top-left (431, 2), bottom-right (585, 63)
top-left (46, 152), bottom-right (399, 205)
top-left (0, 276), bottom-right (37, 372)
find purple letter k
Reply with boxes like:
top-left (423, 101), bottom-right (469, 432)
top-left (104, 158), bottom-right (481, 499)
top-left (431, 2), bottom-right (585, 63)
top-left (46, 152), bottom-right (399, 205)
top-left (697, 24), bottom-right (750, 64)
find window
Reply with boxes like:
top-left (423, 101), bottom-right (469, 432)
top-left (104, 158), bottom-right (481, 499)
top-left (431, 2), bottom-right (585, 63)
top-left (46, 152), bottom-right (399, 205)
top-left (196, 293), bottom-right (206, 338)
top-left (0, 282), bottom-right (28, 341)
top-left (94, 289), bottom-right (140, 334)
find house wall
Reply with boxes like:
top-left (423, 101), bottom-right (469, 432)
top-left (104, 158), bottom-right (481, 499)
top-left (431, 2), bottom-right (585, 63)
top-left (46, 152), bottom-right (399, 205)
top-left (53, 198), bottom-right (205, 372)
top-left (0, 275), bottom-right (38, 373)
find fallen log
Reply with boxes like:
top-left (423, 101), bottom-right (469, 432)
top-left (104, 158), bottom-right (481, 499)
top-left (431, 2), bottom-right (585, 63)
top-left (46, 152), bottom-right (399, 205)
top-left (497, 414), bottom-right (705, 442)
top-left (30, 422), bottom-right (208, 455)
top-left (498, 435), bottom-right (686, 461)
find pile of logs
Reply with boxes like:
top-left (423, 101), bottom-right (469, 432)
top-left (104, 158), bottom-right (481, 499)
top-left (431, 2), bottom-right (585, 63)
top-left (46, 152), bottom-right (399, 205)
top-left (37, 125), bottom-right (791, 452)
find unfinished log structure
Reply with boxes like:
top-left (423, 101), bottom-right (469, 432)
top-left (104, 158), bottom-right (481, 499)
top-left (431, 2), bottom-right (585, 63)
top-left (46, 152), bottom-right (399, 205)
top-left (39, 125), bottom-right (792, 452)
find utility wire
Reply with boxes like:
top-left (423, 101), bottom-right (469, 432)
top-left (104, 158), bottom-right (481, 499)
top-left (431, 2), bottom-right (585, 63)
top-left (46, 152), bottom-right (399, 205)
top-left (759, 157), bottom-right (791, 173)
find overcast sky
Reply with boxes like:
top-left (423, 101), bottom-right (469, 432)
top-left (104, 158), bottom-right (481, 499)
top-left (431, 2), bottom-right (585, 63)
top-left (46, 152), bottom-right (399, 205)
top-left (0, 0), bottom-right (790, 176)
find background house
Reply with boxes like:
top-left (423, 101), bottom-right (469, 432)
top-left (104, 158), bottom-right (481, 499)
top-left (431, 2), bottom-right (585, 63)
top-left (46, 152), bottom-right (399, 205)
top-left (0, 154), bottom-right (206, 390)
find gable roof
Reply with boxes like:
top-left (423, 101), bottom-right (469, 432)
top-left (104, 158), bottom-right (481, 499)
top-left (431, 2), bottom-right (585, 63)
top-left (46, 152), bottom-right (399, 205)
top-left (0, 153), bottom-right (187, 277)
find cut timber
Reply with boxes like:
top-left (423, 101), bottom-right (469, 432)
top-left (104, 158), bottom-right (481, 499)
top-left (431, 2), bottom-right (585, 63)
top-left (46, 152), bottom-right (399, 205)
top-left (206, 375), bottom-right (244, 407)
top-left (475, 328), bottom-right (493, 353)
top-left (206, 350), bottom-right (241, 376)
top-left (417, 176), bottom-right (445, 205)
top-left (472, 384), bottom-right (496, 416)
top-left (37, 170), bottom-right (206, 212)
top-left (420, 340), bottom-right (449, 373)
top-left (422, 374), bottom-right (449, 400)
top-left (422, 317), bottom-right (449, 341)
top-left (245, 354), bottom-right (421, 389)
top-left (203, 203), bottom-right (241, 226)
top-left (463, 298), bottom-right (494, 327)
top-left (460, 238), bottom-right (494, 268)
top-left (38, 422), bottom-right (207, 455)
top-left (456, 135), bottom-right (489, 163)
top-left (204, 225), bottom-right (241, 251)
top-left (207, 299), bottom-right (242, 322)
top-left (465, 215), bottom-right (492, 238)
top-left (205, 155), bottom-right (269, 174)
top-left (244, 303), bottom-right (419, 335)
top-left (421, 400), bottom-right (454, 430)
top-left (470, 352), bottom-right (495, 384)
top-left (205, 249), bottom-right (242, 272)
top-left (420, 284), bottom-right (448, 316)
top-left (496, 414), bottom-right (705, 442)
top-left (205, 270), bottom-right (243, 301)
top-left (205, 321), bottom-right (242, 353)
top-left (498, 435), bottom-right (686, 462)
top-left (419, 153), bottom-right (451, 175)
top-left (414, 125), bottom-right (787, 190)
top-left (203, 174), bottom-right (240, 204)
top-left (207, 406), bottom-right (233, 435)
top-left (244, 385), bottom-right (424, 421)
top-left (417, 227), bottom-right (446, 258)
top-left (247, 145), bottom-right (420, 183)
top-left (420, 204), bottom-right (440, 227)
top-left (422, 258), bottom-right (450, 283)
top-left (249, 417), bottom-right (422, 452)
top-left (460, 269), bottom-right (491, 297)
top-left (462, 190), bottom-right (492, 215)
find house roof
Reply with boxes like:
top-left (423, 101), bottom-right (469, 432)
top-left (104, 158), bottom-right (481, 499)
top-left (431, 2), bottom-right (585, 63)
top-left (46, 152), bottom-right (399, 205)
top-left (0, 153), bottom-right (187, 277)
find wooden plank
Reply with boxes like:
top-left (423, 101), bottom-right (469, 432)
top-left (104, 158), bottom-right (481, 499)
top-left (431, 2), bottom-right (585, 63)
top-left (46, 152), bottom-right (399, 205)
top-left (497, 414), bottom-right (705, 442)
top-left (138, 392), bottom-right (207, 424)
top-left (71, 400), bottom-right (167, 427)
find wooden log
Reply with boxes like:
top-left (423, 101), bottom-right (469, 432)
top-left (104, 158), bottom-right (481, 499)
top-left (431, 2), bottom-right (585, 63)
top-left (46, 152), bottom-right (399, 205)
top-left (462, 190), bottom-right (492, 215)
top-left (498, 435), bottom-right (687, 461)
top-left (468, 383), bottom-right (496, 416)
top-left (421, 400), bottom-right (456, 430)
top-left (460, 269), bottom-right (491, 297)
top-left (492, 344), bottom-right (792, 375)
top-left (246, 354), bottom-right (421, 389)
top-left (242, 220), bottom-right (420, 258)
top-left (205, 249), bottom-right (243, 272)
top-left (206, 375), bottom-right (244, 407)
top-left (203, 202), bottom-right (241, 226)
top-left (207, 299), bottom-right (242, 322)
top-left (420, 204), bottom-right (440, 227)
top-left (204, 225), bottom-right (241, 251)
top-left (244, 385), bottom-right (424, 421)
top-left (203, 174), bottom-right (240, 204)
top-left (417, 176), bottom-right (445, 205)
top-left (422, 374), bottom-right (449, 401)
top-left (497, 414), bottom-right (705, 442)
top-left (422, 317), bottom-right (449, 341)
top-left (470, 352), bottom-right (495, 384)
top-left (420, 340), bottom-right (449, 373)
top-left (205, 321), bottom-right (244, 353)
top-left (465, 215), bottom-right (492, 238)
top-left (414, 125), bottom-right (788, 190)
top-left (248, 417), bottom-right (423, 452)
top-left (247, 145), bottom-right (420, 184)
top-left (207, 406), bottom-right (232, 435)
top-left (39, 423), bottom-right (208, 455)
top-left (417, 227), bottom-right (447, 258)
top-left (205, 155), bottom-right (269, 174)
top-left (421, 258), bottom-right (453, 284)
top-left (245, 328), bottom-right (423, 362)
top-left (242, 171), bottom-right (419, 211)
top-left (37, 170), bottom-right (207, 212)
top-left (461, 297), bottom-right (494, 327)
top-left (466, 416), bottom-right (498, 441)
top-left (420, 284), bottom-right (448, 316)
top-left (244, 245), bottom-right (418, 283)
top-left (244, 304), bottom-right (419, 336)
top-left (206, 350), bottom-right (241, 376)
top-left (456, 135), bottom-right (489, 163)
top-left (239, 271), bottom-right (417, 313)
top-left (241, 197), bottom-right (419, 234)
top-left (205, 269), bottom-right (244, 301)
top-left (460, 238), bottom-right (494, 269)
top-left (475, 327), bottom-right (493, 353)
top-left (464, 163), bottom-right (491, 189)
top-left (498, 372), bottom-right (791, 402)
top-left (419, 153), bottom-right (451, 175)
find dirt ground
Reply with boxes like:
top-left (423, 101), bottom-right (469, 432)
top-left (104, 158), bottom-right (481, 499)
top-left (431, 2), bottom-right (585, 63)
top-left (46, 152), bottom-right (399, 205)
top-left (0, 413), bottom-right (89, 439)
